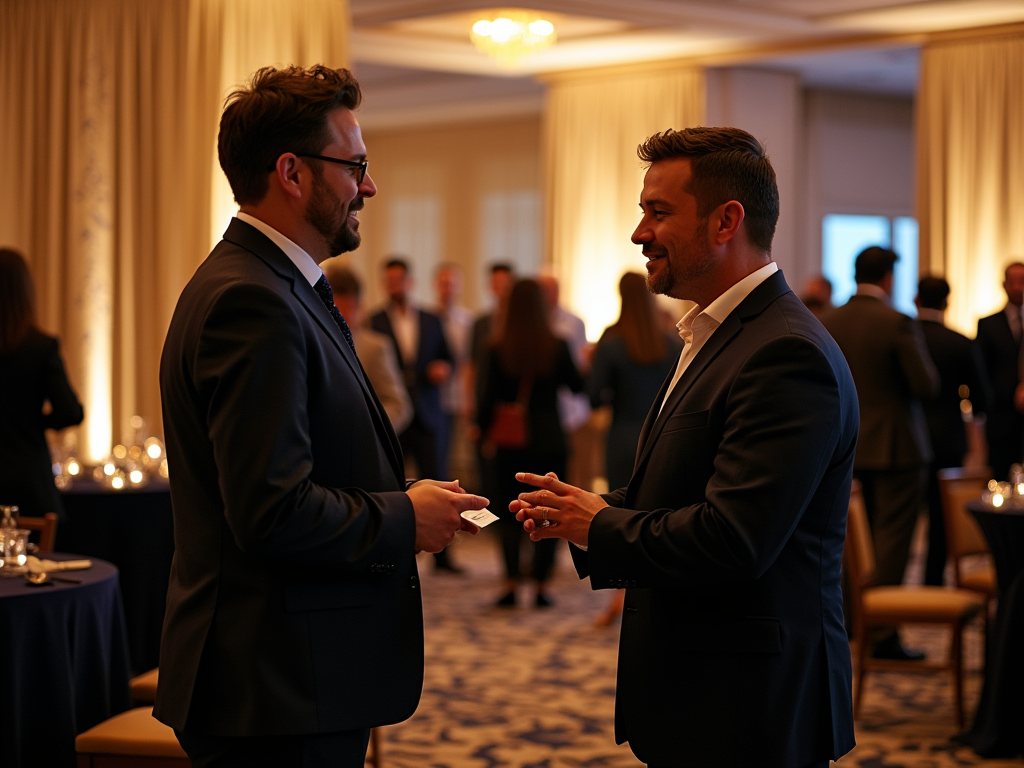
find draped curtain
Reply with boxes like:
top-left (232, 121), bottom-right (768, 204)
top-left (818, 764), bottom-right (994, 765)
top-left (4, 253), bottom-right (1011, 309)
top-left (543, 67), bottom-right (705, 339)
top-left (0, 0), bottom-right (349, 461)
top-left (916, 31), bottom-right (1024, 336)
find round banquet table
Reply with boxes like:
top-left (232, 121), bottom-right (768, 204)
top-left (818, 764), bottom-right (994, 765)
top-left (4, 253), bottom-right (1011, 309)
top-left (960, 500), bottom-right (1024, 758)
top-left (0, 554), bottom-right (133, 768)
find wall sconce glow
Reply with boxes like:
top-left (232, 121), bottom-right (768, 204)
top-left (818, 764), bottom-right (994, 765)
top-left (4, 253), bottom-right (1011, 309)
top-left (471, 11), bottom-right (556, 68)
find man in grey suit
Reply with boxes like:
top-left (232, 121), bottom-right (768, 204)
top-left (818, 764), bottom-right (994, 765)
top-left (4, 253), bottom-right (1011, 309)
top-left (822, 246), bottom-right (938, 660)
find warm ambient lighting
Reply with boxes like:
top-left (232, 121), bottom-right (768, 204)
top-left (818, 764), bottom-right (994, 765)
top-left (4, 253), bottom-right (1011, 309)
top-left (471, 11), bottom-right (555, 68)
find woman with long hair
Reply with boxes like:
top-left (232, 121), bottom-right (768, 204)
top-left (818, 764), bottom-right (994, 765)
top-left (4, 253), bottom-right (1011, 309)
top-left (477, 278), bottom-right (584, 608)
top-left (589, 272), bottom-right (681, 625)
top-left (0, 248), bottom-right (84, 517)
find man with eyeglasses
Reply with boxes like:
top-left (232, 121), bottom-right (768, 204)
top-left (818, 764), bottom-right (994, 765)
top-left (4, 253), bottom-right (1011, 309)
top-left (155, 65), bottom-right (487, 768)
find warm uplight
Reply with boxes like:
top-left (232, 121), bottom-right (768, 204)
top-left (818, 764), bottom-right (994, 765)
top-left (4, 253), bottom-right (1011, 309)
top-left (471, 11), bottom-right (556, 68)
top-left (103, 462), bottom-right (116, 476)
top-left (129, 469), bottom-right (144, 484)
top-left (111, 476), bottom-right (125, 490)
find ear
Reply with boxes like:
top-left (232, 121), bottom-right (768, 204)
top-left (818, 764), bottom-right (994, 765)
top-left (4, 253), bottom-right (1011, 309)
top-left (712, 200), bottom-right (745, 246)
top-left (272, 153), bottom-right (304, 200)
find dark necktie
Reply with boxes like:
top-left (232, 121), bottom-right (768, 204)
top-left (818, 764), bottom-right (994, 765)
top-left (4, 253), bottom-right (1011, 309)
top-left (313, 274), bottom-right (356, 354)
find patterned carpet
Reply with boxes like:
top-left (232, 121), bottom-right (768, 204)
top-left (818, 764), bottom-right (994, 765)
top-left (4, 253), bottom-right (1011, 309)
top-left (377, 530), bottom-right (1023, 768)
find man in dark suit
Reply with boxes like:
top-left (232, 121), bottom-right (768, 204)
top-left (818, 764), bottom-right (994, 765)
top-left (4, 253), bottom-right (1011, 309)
top-left (370, 258), bottom-right (460, 572)
top-left (915, 276), bottom-right (990, 585)
top-left (822, 247), bottom-right (938, 659)
top-left (976, 262), bottom-right (1024, 481)
top-left (155, 65), bottom-right (487, 768)
top-left (512, 127), bottom-right (858, 768)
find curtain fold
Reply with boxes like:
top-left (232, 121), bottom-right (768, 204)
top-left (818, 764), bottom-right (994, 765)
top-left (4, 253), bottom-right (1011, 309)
top-left (916, 32), bottom-right (1024, 336)
top-left (543, 67), bottom-right (705, 339)
top-left (0, 0), bottom-right (349, 462)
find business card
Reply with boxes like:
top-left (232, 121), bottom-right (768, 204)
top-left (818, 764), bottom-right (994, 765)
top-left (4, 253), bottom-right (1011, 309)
top-left (461, 508), bottom-right (500, 528)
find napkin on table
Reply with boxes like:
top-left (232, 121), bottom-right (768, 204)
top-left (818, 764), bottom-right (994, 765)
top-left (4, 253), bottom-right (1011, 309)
top-left (27, 556), bottom-right (92, 574)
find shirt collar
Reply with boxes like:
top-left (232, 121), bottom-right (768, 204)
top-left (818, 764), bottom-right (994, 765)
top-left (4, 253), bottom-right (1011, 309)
top-left (855, 282), bottom-right (890, 303)
top-left (675, 262), bottom-right (778, 342)
top-left (235, 212), bottom-right (323, 288)
top-left (917, 308), bottom-right (945, 323)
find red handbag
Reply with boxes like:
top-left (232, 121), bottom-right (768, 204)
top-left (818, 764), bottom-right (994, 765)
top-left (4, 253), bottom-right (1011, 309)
top-left (486, 375), bottom-right (533, 449)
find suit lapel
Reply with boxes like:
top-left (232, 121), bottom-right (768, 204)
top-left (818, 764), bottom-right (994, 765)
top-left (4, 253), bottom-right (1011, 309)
top-left (223, 219), bottom-right (406, 483)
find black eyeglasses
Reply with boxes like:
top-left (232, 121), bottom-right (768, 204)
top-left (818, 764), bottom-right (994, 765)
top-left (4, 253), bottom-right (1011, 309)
top-left (295, 153), bottom-right (368, 184)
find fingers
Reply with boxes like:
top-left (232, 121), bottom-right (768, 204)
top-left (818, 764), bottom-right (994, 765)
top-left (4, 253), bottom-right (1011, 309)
top-left (459, 518), bottom-right (481, 535)
top-left (517, 489), bottom-right (561, 509)
top-left (452, 493), bottom-right (489, 512)
top-left (515, 471), bottom-right (572, 494)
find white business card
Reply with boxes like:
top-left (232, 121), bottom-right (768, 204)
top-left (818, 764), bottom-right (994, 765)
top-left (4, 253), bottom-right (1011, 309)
top-left (461, 508), bottom-right (500, 528)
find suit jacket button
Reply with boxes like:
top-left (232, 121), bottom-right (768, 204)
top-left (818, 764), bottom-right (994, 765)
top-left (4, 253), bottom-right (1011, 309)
top-left (409, 575), bottom-right (419, 589)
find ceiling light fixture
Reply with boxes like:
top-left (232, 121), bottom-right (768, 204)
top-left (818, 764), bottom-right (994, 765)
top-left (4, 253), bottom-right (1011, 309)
top-left (471, 11), bottom-right (556, 68)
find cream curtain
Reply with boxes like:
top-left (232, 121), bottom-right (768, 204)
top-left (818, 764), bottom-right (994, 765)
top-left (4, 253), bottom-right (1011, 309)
top-left (916, 32), bottom-right (1024, 336)
top-left (543, 66), bottom-right (705, 339)
top-left (0, 0), bottom-right (349, 461)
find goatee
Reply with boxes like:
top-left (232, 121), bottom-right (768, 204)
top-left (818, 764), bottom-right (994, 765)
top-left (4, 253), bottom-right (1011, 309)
top-left (306, 164), bottom-right (362, 255)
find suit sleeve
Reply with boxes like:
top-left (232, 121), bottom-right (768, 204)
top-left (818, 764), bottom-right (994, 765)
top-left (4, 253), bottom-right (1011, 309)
top-left (899, 318), bottom-right (940, 401)
top-left (588, 338), bottom-right (614, 409)
top-left (968, 339), bottom-right (992, 416)
top-left (558, 340), bottom-right (585, 393)
top-left (584, 335), bottom-right (848, 587)
top-left (41, 338), bottom-right (84, 430)
top-left (193, 282), bottom-right (414, 572)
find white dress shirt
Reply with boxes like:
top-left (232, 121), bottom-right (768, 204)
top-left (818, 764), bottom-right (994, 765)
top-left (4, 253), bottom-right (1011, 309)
top-left (386, 303), bottom-right (420, 367)
top-left (235, 212), bottom-right (322, 288)
top-left (661, 262), bottom-right (779, 412)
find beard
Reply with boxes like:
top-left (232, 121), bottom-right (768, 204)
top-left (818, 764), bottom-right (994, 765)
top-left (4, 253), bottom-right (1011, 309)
top-left (646, 216), bottom-right (716, 297)
top-left (306, 163), bottom-right (362, 255)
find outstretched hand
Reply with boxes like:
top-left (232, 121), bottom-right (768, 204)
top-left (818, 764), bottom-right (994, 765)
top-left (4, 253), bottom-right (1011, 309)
top-left (408, 479), bottom-right (488, 553)
top-left (511, 472), bottom-right (608, 548)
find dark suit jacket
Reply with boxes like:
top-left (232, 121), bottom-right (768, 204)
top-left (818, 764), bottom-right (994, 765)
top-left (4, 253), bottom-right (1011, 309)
top-left (976, 308), bottom-right (1022, 478)
top-left (154, 218), bottom-right (422, 737)
top-left (919, 319), bottom-right (990, 467)
top-left (822, 294), bottom-right (938, 470)
top-left (0, 329), bottom-right (83, 517)
top-left (369, 307), bottom-right (452, 434)
top-left (571, 271), bottom-right (858, 767)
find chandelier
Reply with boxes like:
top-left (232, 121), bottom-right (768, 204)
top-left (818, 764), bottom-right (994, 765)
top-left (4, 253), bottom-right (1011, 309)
top-left (471, 11), bottom-right (556, 68)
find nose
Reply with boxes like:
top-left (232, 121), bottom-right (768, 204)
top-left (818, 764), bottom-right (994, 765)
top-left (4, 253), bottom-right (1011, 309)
top-left (631, 218), bottom-right (652, 245)
top-left (360, 172), bottom-right (377, 198)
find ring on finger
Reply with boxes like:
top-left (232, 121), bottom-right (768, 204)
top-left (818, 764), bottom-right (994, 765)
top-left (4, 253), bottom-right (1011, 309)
top-left (541, 509), bottom-right (549, 520)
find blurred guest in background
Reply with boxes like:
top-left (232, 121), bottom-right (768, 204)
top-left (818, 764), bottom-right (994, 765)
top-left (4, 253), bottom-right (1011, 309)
top-left (976, 261), bottom-right (1024, 481)
top-left (469, 262), bottom-right (515, 402)
top-left (0, 247), bottom-right (83, 519)
top-left (800, 274), bottom-right (834, 318)
top-left (588, 271), bottom-right (681, 626)
top-left (478, 279), bottom-right (584, 608)
top-left (322, 261), bottom-right (412, 434)
top-left (915, 276), bottom-right (990, 586)
top-left (433, 262), bottom-right (473, 480)
top-left (370, 257), bottom-right (458, 572)
top-left (822, 246), bottom-right (938, 660)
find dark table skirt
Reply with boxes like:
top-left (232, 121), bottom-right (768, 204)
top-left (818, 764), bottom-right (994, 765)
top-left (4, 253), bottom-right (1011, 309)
top-left (0, 555), bottom-right (133, 768)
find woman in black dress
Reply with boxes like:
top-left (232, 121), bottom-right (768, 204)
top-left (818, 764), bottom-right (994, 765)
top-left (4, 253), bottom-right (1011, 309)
top-left (0, 248), bottom-right (84, 517)
top-left (478, 279), bottom-right (584, 608)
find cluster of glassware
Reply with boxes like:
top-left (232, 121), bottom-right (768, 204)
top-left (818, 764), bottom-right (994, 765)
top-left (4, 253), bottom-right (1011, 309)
top-left (0, 506), bottom-right (29, 576)
top-left (982, 463), bottom-right (1024, 510)
top-left (51, 415), bottom-right (168, 491)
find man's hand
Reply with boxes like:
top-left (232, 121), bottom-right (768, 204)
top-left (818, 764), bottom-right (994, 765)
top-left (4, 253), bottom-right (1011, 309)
top-left (407, 479), bottom-right (488, 552)
top-left (426, 360), bottom-right (452, 385)
top-left (511, 472), bottom-right (608, 548)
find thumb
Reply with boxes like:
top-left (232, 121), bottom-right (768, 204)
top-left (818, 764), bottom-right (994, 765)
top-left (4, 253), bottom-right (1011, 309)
top-left (454, 494), bottom-right (490, 511)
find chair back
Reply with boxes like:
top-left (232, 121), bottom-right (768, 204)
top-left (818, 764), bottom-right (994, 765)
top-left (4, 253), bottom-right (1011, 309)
top-left (18, 513), bottom-right (58, 553)
top-left (938, 467), bottom-right (991, 562)
top-left (844, 480), bottom-right (876, 595)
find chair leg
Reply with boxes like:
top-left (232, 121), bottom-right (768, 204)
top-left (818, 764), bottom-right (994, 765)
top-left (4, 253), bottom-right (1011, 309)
top-left (951, 621), bottom-right (964, 730)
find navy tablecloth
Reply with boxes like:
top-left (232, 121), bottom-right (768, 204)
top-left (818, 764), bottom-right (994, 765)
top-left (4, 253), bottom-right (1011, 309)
top-left (962, 501), bottom-right (1024, 758)
top-left (58, 477), bottom-right (174, 673)
top-left (0, 554), bottom-right (133, 768)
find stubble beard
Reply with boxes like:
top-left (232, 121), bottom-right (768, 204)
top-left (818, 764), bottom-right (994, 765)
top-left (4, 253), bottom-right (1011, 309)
top-left (306, 164), bottom-right (362, 256)
top-left (646, 217), bottom-right (716, 297)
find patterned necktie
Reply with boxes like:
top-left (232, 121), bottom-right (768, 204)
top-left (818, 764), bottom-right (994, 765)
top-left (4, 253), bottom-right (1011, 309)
top-left (313, 274), bottom-right (356, 354)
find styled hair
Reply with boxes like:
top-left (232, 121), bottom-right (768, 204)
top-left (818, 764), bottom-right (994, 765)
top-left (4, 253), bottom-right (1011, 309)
top-left (495, 279), bottom-right (558, 377)
top-left (601, 272), bottom-right (667, 366)
top-left (1005, 261), bottom-right (1024, 279)
top-left (323, 262), bottom-right (362, 299)
top-left (490, 262), bottom-right (513, 275)
top-left (637, 126), bottom-right (779, 254)
top-left (384, 257), bottom-right (409, 273)
top-left (218, 65), bottom-right (362, 206)
top-left (917, 276), bottom-right (950, 310)
top-left (854, 246), bottom-right (898, 284)
top-left (0, 247), bottom-right (37, 352)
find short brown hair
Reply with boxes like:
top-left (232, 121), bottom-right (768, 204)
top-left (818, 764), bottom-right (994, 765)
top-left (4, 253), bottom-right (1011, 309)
top-left (0, 247), bottom-right (37, 352)
top-left (218, 65), bottom-right (362, 206)
top-left (323, 262), bottom-right (362, 299)
top-left (637, 126), bottom-right (779, 253)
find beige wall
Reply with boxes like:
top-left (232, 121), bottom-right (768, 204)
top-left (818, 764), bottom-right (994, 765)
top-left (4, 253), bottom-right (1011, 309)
top-left (349, 115), bottom-right (543, 315)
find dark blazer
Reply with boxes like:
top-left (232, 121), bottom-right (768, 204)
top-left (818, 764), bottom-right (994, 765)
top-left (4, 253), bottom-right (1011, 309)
top-left (976, 308), bottom-right (1022, 478)
top-left (369, 308), bottom-right (452, 435)
top-left (154, 218), bottom-right (422, 737)
top-left (919, 319), bottom-right (990, 466)
top-left (0, 329), bottom-right (83, 517)
top-left (572, 272), bottom-right (858, 767)
top-left (821, 295), bottom-right (938, 470)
